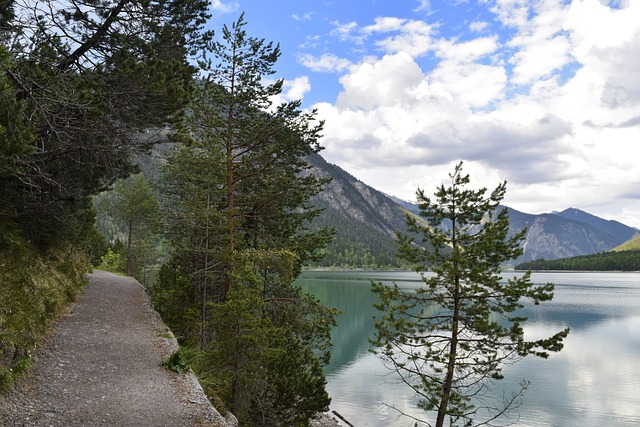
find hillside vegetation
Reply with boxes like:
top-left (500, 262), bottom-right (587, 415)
top-left (612, 233), bottom-right (640, 252)
top-left (0, 0), bottom-right (207, 390)
top-left (515, 250), bottom-right (640, 271)
top-left (0, 244), bottom-right (88, 389)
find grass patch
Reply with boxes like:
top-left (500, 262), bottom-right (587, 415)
top-left (0, 243), bottom-right (89, 391)
top-left (161, 346), bottom-right (204, 374)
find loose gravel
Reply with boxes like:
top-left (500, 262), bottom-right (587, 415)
top-left (0, 270), bottom-right (231, 427)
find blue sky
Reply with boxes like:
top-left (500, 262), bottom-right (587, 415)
top-left (205, 0), bottom-right (640, 228)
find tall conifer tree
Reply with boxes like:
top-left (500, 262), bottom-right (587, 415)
top-left (372, 162), bottom-right (569, 427)
top-left (156, 15), bottom-right (336, 426)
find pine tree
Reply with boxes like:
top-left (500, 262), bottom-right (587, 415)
top-left (195, 13), bottom-right (331, 297)
top-left (372, 162), bottom-right (569, 427)
top-left (97, 174), bottom-right (161, 277)
top-left (155, 15), bottom-right (336, 426)
top-left (1, 0), bottom-right (209, 247)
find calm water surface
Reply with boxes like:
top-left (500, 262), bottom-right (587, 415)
top-left (296, 271), bottom-right (640, 427)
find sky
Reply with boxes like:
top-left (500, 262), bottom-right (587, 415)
top-left (204, 0), bottom-right (640, 229)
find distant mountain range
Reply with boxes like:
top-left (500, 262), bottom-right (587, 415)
top-left (307, 154), bottom-right (639, 267)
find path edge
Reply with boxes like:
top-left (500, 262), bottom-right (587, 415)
top-left (110, 270), bottom-right (238, 427)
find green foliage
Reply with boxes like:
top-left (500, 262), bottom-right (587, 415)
top-left (0, 0), bottom-right (208, 394)
top-left (516, 249), bottom-right (640, 271)
top-left (202, 249), bottom-right (335, 427)
top-left (152, 249), bottom-right (337, 426)
top-left (0, 0), bottom-right (208, 249)
top-left (98, 249), bottom-right (127, 274)
top-left (150, 259), bottom-right (204, 345)
top-left (309, 207), bottom-right (400, 268)
top-left (95, 174), bottom-right (162, 277)
top-left (186, 13), bottom-right (331, 295)
top-left (372, 162), bottom-right (570, 427)
top-left (150, 15), bottom-right (336, 426)
top-left (79, 226), bottom-right (109, 267)
top-left (162, 348), bottom-right (191, 374)
top-left (0, 244), bottom-right (89, 390)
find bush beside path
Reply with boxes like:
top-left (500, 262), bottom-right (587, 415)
top-left (0, 270), bottom-right (231, 427)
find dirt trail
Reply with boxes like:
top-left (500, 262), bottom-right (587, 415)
top-left (0, 270), bottom-right (230, 427)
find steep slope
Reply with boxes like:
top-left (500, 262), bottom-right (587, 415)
top-left (612, 233), bottom-right (640, 252)
top-left (307, 154), bottom-right (413, 267)
top-left (553, 208), bottom-right (637, 244)
top-left (516, 213), bottom-right (625, 263)
top-left (497, 206), bottom-right (625, 263)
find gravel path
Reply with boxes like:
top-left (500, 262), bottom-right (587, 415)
top-left (0, 270), bottom-right (232, 427)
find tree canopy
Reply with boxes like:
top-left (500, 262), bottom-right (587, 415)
top-left (0, 0), bottom-right (208, 247)
top-left (152, 15), bottom-right (336, 426)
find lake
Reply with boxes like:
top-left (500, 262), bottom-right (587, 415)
top-left (296, 270), bottom-right (640, 427)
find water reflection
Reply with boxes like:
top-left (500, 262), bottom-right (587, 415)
top-left (297, 271), bottom-right (640, 427)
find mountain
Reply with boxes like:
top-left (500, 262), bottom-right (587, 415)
top-left (130, 147), bottom-right (638, 268)
top-left (553, 208), bottom-right (637, 243)
top-left (308, 155), bottom-right (639, 267)
top-left (506, 207), bottom-right (635, 264)
top-left (307, 154), bottom-right (414, 268)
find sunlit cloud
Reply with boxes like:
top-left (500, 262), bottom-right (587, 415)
top-left (298, 53), bottom-right (353, 73)
top-left (210, 0), bottom-right (238, 14)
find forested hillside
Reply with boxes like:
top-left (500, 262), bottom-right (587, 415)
top-left (515, 250), bottom-right (640, 271)
top-left (306, 154), bottom-right (414, 268)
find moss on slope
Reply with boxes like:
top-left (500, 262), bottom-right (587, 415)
top-left (0, 243), bottom-right (89, 390)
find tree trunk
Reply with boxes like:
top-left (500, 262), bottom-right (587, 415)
top-left (436, 214), bottom-right (460, 427)
top-left (223, 45), bottom-right (238, 300)
top-left (201, 193), bottom-right (210, 348)
top-left (126, 219), bottom-right (133, 277)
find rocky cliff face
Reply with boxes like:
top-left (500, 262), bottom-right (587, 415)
top-left (307, 154), bottom-right (406, 238)
top-left (505, 207), bottom-right (635, 263)
top-left (306, 154), bottom-right (413, 267)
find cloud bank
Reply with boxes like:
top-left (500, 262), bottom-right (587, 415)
top-left (299, 0), bottom-right (640, 226)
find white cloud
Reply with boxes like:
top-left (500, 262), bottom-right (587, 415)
top-left (371, 19), bottom-right (436, 57)
top-left (362, 17), bottom-right (408, 33)
top-left (488, 0), bottom-right (532, 28)
top-left (505, 0), bottom-right (573, 84)
top-left (335, 52), bottom-right (425, 110)
top-left (298, 53), bottom-right (353, 73)
top-left (428, 37), bottom-right (505, 107)
top-left (283, 76), bottom-right (311, 101)
top-left (210, 0), bottom-right (239, 14)
top-left (564, 0), bottom-right (640, 107)
top-left (292, 12), bottom-right (314, 21)
top-left (434, 36), bottom-right (499, 62)
top-left (330, 21), bottom-right (363, 43)
top-left (268, 76), bottom-right (311, 108)
top-left (413, 0), bottom-right (432, 13)
top-left (307, 1), bottom-right (640, 227)
top-left (470, 21), bottom-right (490, 32)
top-left (430, 62), bottom-right (507, 108)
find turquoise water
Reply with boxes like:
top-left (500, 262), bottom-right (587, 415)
top-left (297, 271), bottom-right (640, 427)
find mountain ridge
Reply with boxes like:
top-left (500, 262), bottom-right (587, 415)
top-left (308, 154), bottom-right (638, 267)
